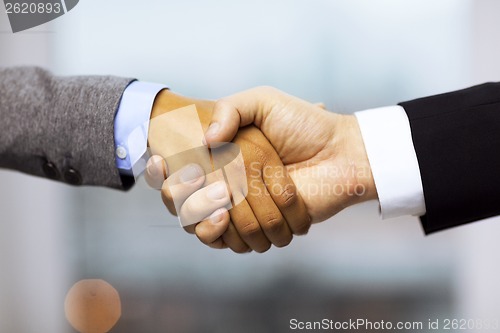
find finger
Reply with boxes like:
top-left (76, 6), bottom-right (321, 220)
top-left (262, 161), bottom-right (311, 236)
top-left (183, 223), bottom-right (196, 235)
top-left (204, 86), bottom-right (285, 145)
top-left (222, 219), bottom-right (252, 254)
top-left (315, 102), bottom-right (326, 110)
top-left (203, 236), bottom-right (228, 250)
top-left (160, 163), bottom-right (205, 216)
top-left (229, 199), bottom-right (272, 253)
top-left (145, 155), bottom-right (167, 190)
top-left (245, 175), bottom-right (293, 248)
top-left (195, 208), bottom-right (230, 248)
top-left (178, 181), bottom-right (231, 227)
top-left (180, 181), bottom-right (230, 235)
top-left (160, 182), bottom-right (178, 216)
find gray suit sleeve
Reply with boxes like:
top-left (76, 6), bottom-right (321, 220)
top-left (0, 66), bottom-right (136, 189)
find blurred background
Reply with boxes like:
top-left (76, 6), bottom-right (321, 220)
top-left (1, 0), bottom-right (500, 332)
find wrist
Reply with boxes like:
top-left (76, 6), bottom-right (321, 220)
top-left (151, 90), bottom-right (215, 124)
top-left (150, 89), bottom-right (185, 119)
top-left (337, 114), bottom-right (378, 205)
top-left (148, 91), bottom-right (216, 162)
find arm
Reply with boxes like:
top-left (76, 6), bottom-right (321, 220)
top-left (401, 82), bottom-right (500, 233)
top-left (0, 67), bottom-right (310, 252)
top-left (0, 66), bottom-right (134, 189)
top-left (204, 84), bottom-right (500, 238)
top-left (203, 87), bottom-right (377, 223)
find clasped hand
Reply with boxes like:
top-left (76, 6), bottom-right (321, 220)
top-left (145, 87), bottom-right (377, 253)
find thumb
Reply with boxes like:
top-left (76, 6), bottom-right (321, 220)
top-left (204, 86), bottom-right (277, 145)
top-left (145, 155), bottom-right (168, 190)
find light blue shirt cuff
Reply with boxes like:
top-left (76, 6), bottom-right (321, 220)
top-left (114, 81), bottom-right (167, 177)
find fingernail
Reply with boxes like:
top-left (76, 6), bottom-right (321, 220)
top-left (209, 208), bottom-right (226, 224)
top-left (207, 182), bottom-right (227, 200)
top-left (180, 164), bottom-right (202, 184)
top-left (204, 122), bottom-right (220, 142)
top-left (147, 156), bottom-right (164, 177)
top-left (146, 158), bottom-right (155, 174)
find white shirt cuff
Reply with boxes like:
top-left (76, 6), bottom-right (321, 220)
top-left (114, 81), bottom-right (167, 177)
top-left (355, 105), bottom-right (426, 218)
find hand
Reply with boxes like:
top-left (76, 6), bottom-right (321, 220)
top-left (145, 90), bottom-right (310, 253)
top-left (204, 86), bottom-right (378, 223)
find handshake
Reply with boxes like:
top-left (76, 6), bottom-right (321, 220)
top-left (143, 87), bottom-right (377, 253)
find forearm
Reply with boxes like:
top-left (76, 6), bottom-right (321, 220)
top-left (355, 82), bottom-right (500, 233)
top-left (401, 82), bottom-right (500, 233)
top-left (0, 66), bottom-right (134, 189)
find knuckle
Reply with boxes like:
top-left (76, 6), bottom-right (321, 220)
top-left (257, 85), bottom-right (277, 95)
top-left (223, 225), bottom-right (251, 254)
top-left (263, 213), bottom-right (284, 234)
top-left (276, 183), bottom-right (298, 209)
top-left (240, 221), bottom-right (262, 239)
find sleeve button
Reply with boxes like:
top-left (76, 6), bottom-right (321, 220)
top-left (116, 146), bottom-right (127, 160)
top-left (64, 168), bottom-right (82, 186)
top-left (42, 161), bottom-right (60, 180)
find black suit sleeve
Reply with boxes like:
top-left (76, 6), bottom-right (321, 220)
top-left (399, 83), bottom-right (500, 234)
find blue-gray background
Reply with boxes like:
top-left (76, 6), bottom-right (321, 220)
top-left (1, 1), bottom-right (500, 332)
